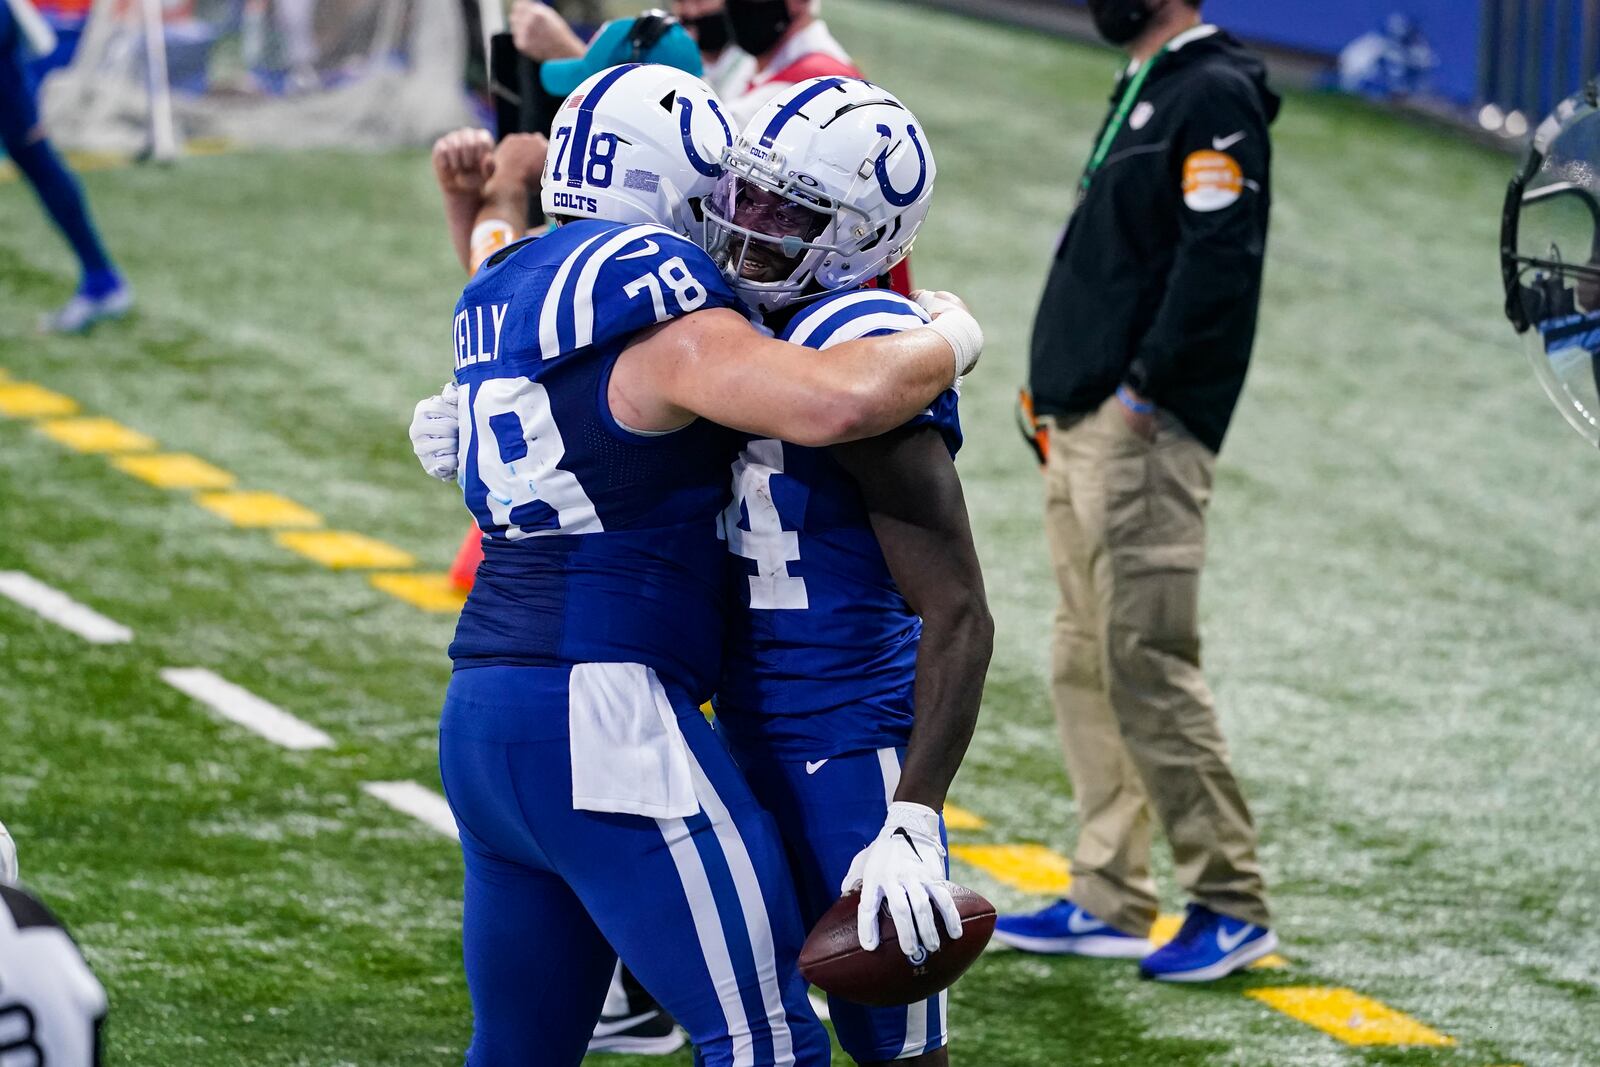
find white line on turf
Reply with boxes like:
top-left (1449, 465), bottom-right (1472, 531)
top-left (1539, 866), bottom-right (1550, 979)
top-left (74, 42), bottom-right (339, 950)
top-left (362, 781), bottom-right (458, 840)
top-left (0, 570), bottom-right (133, 644)
top-left (159, 667), bottom-right (334, 751)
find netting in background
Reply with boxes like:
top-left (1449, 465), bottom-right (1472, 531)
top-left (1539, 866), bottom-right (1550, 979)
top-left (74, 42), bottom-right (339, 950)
top-left (41, 0), bottom-right (472, 154)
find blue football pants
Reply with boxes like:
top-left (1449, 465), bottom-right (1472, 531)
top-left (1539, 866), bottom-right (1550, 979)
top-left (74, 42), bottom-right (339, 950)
top-left (439, 665), bottom-right (831, 1067)
top-left (728, 742), bottom-right (950, 1063)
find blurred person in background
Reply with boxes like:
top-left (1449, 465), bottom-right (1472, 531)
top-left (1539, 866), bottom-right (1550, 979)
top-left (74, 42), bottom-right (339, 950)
top-left (1, 0), bottom-right (131, 332)
top-left (511, 0), bottom-right (745, 95)
top-left (721, 0), bottom-right (853, 128)
top-left (998, 0), bottom-right (1280, 983)
top-left (676, 0), bottom-right (745, 96)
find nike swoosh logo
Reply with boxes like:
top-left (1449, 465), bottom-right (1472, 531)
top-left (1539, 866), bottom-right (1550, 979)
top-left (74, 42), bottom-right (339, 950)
top-left (616, 240), bottom-right (662, 261)
top-left (804, 759), bottom-right (828, 775)
top-left (1212, 131), bottom-right (1247, 151)
top-left (1217, 924), bottom-right (1256, 953)
top-left (1066, 910), bottom-right (1106, 934)
top-left (591, 1010), bottom-right (661, 1038)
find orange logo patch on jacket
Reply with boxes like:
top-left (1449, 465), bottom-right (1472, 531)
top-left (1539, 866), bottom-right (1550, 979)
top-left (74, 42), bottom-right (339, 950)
top-left (1181, 150), bottom-right (1244, 212)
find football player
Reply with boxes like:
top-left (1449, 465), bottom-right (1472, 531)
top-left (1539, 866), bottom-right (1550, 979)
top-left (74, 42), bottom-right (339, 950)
top-left (703, 78), bottom-right (989, 1066)
top-left (415, 64), bottom-right (983, 1067)
top-left (0, 824), bottom-right (108, 1066)
top-left (1, 0), bottom-right (131, 332)
top-left (414, 75), bottom-right (991, 1066)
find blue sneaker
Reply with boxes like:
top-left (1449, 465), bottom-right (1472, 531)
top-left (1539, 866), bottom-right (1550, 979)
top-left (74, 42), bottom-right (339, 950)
top-left (1138, 904), bottom-right (1278, 982)
top-left (992, 900), bottom-right (1153, 958)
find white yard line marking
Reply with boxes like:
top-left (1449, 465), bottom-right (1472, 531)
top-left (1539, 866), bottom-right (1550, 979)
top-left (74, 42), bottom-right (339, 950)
top-left (159, 667), bottom-right (333, 751)
top-left (0, 571), bottom-right (133, 644)
top-left (362, 781), bottom-right (459, 840)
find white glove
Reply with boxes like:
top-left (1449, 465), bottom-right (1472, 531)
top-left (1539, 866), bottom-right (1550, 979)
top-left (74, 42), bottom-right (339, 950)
top-left (410, 382), bottom-right (462, 482)
top-left (912, 290), bottom-right (984, 379)
top-left (841, 801), bottom-right (963, 958)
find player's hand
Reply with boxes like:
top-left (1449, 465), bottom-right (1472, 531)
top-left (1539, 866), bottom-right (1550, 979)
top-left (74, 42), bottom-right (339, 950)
top-left (410, 382), bottom-right (462, 482)
top-left (488, 133), bottom-right (550, 201)
top-left (912, 290), bottom-right (984, 379)
top-left (433, 128), bottom-right (495, 196)
top-left (840, 801), bottom-right (962, 958)
top-left (911, 289), bottom-right (969, 318)
top-left (510, 0), bottom-right (587, 61)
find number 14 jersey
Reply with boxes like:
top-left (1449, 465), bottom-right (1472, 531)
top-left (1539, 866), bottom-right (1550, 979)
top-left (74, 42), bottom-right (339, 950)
top-left (448, 221), bottom-right (745, 702)
top-left (716, 289), bottom-right (963, 759)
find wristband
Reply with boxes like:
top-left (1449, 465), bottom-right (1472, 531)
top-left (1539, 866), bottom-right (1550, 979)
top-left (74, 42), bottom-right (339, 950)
top-left (922, 308), bottom-right (984, 380)
top-left (1116, 384), bottom-right (1154, 415)
top-left (470, 219), bottom-right (517, 271)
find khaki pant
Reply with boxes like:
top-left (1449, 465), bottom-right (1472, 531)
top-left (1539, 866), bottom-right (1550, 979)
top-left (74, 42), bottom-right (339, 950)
top-left (1044, 397), bottom-right (1269, 934)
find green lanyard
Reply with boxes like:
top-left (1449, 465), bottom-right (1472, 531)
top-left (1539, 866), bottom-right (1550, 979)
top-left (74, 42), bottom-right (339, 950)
top-left (1080, 48), bottom-right (1166, 192)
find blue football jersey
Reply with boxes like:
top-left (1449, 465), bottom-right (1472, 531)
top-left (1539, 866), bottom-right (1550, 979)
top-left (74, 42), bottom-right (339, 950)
top-left (448, 220), bottom-right (746, 701)
top-left (715, 289), bottom-right (962, 758)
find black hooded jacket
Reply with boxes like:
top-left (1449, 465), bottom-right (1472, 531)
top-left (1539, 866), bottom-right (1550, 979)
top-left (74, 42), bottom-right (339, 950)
top-left (1028, 27), bottom-right (1281, 452)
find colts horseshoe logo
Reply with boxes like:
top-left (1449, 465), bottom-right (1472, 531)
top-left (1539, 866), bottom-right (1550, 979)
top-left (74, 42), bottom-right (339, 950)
top-left (677, 96), bottom-right (732, 178)
top-left (874, 123), bottom-right (927, 207)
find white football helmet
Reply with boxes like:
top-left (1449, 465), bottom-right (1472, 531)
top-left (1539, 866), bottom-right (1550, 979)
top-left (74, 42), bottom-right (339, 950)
top-left (0, 883), bottom-right (107, 1066)
top-left (704, 77), bottom-right (937, 313)
top-left (541, 63), bottom-right (734, 242)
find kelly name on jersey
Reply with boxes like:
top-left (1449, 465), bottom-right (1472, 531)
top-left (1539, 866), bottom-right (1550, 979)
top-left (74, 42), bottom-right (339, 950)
top-left (448, 220), bottom-right (745, 700)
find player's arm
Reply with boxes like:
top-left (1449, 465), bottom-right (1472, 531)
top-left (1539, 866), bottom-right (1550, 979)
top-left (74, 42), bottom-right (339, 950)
top-left (830, 425), bottom-right (991, 959)
top-left (468, 133), bottom-right (549, 272)
top-left (612, 296), bottom-right (983, 447)
top-left (432, 128), bottom-right (496, 273)
top-left (831, 428), bottom-right (992, 811)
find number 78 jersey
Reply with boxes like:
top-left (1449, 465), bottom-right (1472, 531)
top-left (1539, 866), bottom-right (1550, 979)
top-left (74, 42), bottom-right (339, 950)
top-left (715, 289), bottom-right (963, 758)
top-left (447, 220), bottom-right (746, 702)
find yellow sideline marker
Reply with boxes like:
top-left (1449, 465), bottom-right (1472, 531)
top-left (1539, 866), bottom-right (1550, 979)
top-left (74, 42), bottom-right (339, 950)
top-left (1247, 987), bottom-right (1454, 1047)
top-left (942, 804), bottom-right (988, 831)
top-left (949, 844), bottom-right (1071, 895)
top-left (113, 453), bottom-right (236, 490)
top-left (0, 382), bottom-right (80, 418)
top-left (276, 530), bottom-right (416, 570)
top-left (370, 573), bottom-right (467, 613)
top-left (197, 491), bottom-right (322, 529)
top-left (38, 417), bottom-right (155, 454)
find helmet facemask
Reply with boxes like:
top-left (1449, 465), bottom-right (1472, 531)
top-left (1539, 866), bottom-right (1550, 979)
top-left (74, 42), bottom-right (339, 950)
top-left (704, 143), bottom-right (882, 313)
top-left (1504, 81), bottom-right (1600, 447)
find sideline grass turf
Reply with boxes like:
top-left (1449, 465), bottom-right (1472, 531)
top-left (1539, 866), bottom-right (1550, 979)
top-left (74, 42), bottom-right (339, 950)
top-left (2, 1), bottom-right (1597, 1063)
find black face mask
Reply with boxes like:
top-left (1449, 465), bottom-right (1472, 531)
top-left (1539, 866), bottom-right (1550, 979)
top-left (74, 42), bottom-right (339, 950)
top-left (689, 10), bottom-right (733, 55)
top-left (727, 0), bottom-right (791, 57)
top-left (1088, 0), bottom-right (1156, 46)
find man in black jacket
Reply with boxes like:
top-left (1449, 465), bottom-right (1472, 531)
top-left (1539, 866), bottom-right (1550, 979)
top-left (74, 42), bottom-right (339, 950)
top-left (995, 0), bottom-right (1280, 982)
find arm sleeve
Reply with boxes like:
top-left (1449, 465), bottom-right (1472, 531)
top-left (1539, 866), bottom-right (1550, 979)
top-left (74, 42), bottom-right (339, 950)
top-left (1126, 72), bottom-right (1271, 401)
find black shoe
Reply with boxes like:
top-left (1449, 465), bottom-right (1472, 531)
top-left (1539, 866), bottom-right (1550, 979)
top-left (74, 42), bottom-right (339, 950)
top-left (587, 967), bottom-right (686, 1056)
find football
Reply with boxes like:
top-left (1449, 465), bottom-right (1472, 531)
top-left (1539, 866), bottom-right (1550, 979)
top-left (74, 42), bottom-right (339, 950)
top-left (799, 885), bottom-right (997, 1007)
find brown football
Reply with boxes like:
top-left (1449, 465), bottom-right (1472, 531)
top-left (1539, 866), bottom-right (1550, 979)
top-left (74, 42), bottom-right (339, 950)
top-left (798, 885), bottom-right (996, 1007)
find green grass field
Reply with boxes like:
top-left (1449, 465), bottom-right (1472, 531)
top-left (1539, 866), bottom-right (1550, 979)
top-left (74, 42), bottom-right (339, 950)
top-left (3, 2), bottom-right (1598, 1064)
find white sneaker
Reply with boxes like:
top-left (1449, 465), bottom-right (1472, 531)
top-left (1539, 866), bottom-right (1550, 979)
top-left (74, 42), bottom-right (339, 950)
top-left (40, 283), bottom-right (134, 334)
